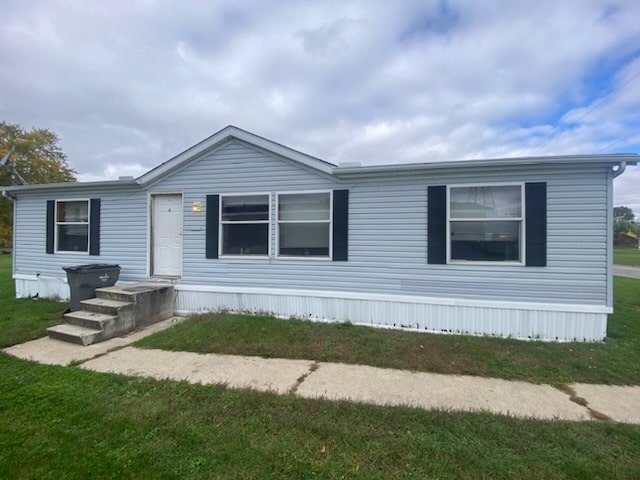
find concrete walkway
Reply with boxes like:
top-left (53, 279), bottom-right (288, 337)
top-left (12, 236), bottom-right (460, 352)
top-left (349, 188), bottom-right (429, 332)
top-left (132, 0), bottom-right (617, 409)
top-left (614, 264), bottom-right (640, 279)
top-left (4, 317), bottom-right (640, 425)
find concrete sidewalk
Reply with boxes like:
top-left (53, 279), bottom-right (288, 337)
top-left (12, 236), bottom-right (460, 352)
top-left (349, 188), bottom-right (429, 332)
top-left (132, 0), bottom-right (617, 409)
top-left (4, 317), bottom-right (640, 425)
top-left (614, 264), bottom-right (640, 279)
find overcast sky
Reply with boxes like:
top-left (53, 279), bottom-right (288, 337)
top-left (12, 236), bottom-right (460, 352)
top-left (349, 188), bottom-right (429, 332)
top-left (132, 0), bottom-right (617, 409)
top-left (1, 0), bottom-right (638, 212)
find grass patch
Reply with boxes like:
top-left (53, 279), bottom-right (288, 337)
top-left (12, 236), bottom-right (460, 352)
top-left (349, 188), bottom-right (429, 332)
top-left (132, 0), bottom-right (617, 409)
top-left (615, 247), bottom-right (640, 267)
top-left (1, 256), bottom-right (639, 477)
top-left (137, 277), bottom-right (640, 385)
top-left (1, 353), bottom-right (639, 479)
top-left (0, 254), bottom-right (66, 348)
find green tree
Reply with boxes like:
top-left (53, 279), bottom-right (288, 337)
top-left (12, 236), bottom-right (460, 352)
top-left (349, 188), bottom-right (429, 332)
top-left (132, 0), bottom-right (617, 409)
top-left (613, 206), bottom-right (639, 247)
top-left (614, 206), bottom-right (635, 222)
top-left (0, 122), bottom-right (76, 246)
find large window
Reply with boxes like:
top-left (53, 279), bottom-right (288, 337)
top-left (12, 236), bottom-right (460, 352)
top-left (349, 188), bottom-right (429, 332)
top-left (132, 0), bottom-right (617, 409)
top-left (206, 189), bottom-right (348, 261)
top-left (56, 200), bottom-right (89, 252)
top-left (277, 192), bottom-right (331, 257)
top-left (220, 194), bottom-right (269, 256)
top-left (448, 185), bottom-right (523, 262)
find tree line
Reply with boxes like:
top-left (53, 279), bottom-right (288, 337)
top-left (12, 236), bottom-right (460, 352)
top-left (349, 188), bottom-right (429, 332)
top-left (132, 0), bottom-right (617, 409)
top-left (0, 121), bottom-right (76, 247)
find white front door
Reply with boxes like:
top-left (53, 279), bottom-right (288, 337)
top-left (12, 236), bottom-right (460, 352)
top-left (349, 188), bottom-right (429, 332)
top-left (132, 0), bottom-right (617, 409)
top-left (151, 194), bottom-right (183, 277)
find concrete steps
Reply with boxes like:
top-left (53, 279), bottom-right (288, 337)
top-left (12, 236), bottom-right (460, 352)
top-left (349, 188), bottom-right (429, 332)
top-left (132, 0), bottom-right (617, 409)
top-left (64, 310), bottom-right (119, 331)
top-left (97, 284), bottom-right (174, 303)
top-left (47, 282), bottom-right (174, 346)
top-left (47, 324), bottom-right (104, 346)
top-left (81, 297), bottom-right (133, 315)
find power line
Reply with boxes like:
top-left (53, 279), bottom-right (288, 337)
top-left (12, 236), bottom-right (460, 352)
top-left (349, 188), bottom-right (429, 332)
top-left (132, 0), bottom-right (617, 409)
top-left (595, 137), bottom-right (624, 153)
top-left (532, 66), bottom-right (640, 155)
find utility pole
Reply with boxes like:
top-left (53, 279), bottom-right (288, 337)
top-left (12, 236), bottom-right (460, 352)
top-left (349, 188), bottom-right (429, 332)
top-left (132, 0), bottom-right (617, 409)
top-left (0, 147), bottom-right (28, 185)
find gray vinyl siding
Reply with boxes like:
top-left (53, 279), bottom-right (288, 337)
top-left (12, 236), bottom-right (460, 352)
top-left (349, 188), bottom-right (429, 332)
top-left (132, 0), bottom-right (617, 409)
top-left (147, 140), bottom-right (342, 282)
top-left (13, 185), bottom-right (148, 282)
top-left (12, 138), bottom-right (612, 308)
top-left (148, 141), bottom-right (611, 307)
top-left (346, 165), bottom-right (609, 306)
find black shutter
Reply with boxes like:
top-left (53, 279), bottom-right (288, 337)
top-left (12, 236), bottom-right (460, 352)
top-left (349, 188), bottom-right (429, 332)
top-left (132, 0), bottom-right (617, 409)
top-left (525, 182), bottom-right (547, 267)
top-left (89, 198), bottom-right (101, 256)
top-left (427, 186), bottom-right (447, 264)
top-left (46, 200), bottom-right (55, 254)
top-left (332, 189), bottom-right (349, 261)
top-left (206, 195), bottom-right (220, 259)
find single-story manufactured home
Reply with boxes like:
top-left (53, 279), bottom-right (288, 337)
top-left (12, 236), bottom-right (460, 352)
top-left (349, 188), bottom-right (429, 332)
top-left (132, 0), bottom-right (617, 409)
top-left (3, 126), bottom-right (637, 341)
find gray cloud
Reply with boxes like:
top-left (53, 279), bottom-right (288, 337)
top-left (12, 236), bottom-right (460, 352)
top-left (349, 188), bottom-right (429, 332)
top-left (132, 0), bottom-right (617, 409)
top-left (0, 0), bottom-right (639, 212)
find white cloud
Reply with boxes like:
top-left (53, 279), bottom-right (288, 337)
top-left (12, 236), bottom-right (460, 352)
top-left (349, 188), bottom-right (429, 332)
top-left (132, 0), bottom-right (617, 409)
top-left (0, 0), bottom-right (639, 212)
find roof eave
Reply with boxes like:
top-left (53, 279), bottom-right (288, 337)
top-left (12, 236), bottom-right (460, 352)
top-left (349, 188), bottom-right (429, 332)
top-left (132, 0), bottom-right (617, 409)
top-left (333, 154), bottom-right (639, 177)
top-left (2, 178), bottom-right (139, 194)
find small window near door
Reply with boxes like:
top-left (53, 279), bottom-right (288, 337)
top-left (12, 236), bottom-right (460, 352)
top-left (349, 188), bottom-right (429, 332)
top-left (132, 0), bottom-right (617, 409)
top-left (56, 200), bottom-right (89, 252)
top-left (220, 194), bottom-right (270, 256)
top-left (277, 192), bottom-right (331, 257)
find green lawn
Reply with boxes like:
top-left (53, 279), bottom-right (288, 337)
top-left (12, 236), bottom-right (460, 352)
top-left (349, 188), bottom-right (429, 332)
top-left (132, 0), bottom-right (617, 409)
top-left (615, 246), bottom-right (640, 267)
top-left (0, 254), bottom-right (67, 348)
top-left (1, 353), bottom-right (639, 479)
top-left (137, 276), bottom-right (640, 385)
top-left (2, 254), bottom-right (640, 478)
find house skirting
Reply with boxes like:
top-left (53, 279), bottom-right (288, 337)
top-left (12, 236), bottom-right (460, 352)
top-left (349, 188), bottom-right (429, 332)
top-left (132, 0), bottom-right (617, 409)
top-left (173, 285), bottom-right (610, 342)
top-left (14, 274), bottom-right (70, 301)
top-left (14, 275), bottom-right (610, 342)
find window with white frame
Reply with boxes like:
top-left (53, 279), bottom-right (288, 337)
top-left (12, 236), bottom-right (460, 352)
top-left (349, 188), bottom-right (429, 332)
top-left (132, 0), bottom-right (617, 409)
top-left (277, 192), bottom-right (331, 257)
top-left (220, 194), bottom-right (270, 256)
top-left (448, 185), bottom-right (523, 262)
top-left (56, 200), bottom-right (89, 252)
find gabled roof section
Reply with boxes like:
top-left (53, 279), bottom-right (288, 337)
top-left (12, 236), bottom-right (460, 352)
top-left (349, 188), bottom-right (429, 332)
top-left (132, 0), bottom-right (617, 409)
top-left (137, 125), bottom-right (336, 185)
